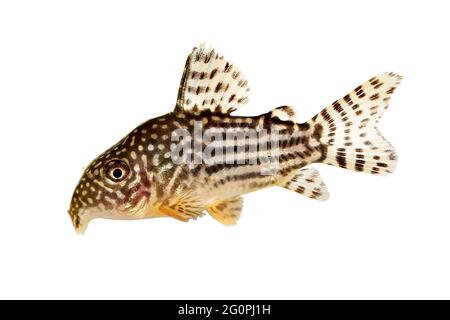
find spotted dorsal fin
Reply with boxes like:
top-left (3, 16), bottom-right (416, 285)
top-left (174, 44), bottom-right (250, 115)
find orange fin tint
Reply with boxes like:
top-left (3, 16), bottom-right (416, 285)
top-left (207, 197), bottom-right (243, 226)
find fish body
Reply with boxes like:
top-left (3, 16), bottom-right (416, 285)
top-left (69, 45), bottom-right (402, 233)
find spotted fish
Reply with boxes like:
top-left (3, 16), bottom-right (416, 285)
top-left (69, 44), bottom-right (402, 233)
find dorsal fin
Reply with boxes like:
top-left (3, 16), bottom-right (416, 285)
top-left (269, 106), bottom-right (298, 122)
top-left (174, 44), bottom-right (250, 115)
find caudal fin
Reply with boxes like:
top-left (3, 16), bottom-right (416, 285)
top-left (308, 72), bottom-right (402, 175)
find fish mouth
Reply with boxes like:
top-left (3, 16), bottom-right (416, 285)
top-left (68, 208), bottom-right (93, 235)
top-left (75, 223), bottom-right (88, 235)
top-left (68, 198), bottom-right (160, 234)
top-left (69, 206), bottom-right (155, 234)
top-left (75, 215), bottom-right (92, 235)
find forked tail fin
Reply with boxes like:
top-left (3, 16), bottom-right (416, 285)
top-left (308, 72), bottom-right (402, 175)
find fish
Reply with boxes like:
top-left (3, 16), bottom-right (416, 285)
top-left (69, 44), bottom-right (402, 234)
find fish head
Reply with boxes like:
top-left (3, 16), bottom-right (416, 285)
top-left (68, 133), bottom-right (156, 234)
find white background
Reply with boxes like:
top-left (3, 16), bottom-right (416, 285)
top-left (0, 0), bottom-right (449, 299)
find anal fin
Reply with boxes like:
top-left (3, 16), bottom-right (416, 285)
top-left (207, 197), bottom-right (243, 226)
top-left (281, 167), bottom-right (329, 201)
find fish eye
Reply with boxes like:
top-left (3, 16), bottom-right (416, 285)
top-left (105, 160), bottom-right (130, 182)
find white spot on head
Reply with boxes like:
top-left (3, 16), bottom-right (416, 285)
top-left (151, 133), bottom-right (158, 139)
top-left (130, 136), bottom-right (136, 146)
top-left (152, 124), bottom-right (158, 129)
top-left (161, 124), bottom-right (168, 129)
top-left (165, 162), bottom-right (173, 170)
top-left (164, 152), bottom-right (170, 158)
top-left (158, 144), bottom-right (165, 150)
top-left (162, 134), bottom-right (168, 140)
top-left (130, 151), bottom-right (137, 159)
top-left (147, 144), bottom-right (154, 151)
top-left (152, 154), bottom-right (160, 166)
top-left (138, 145), bottom-right (144, 151)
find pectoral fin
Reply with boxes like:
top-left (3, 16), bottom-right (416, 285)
top-left (282, 167), bottom-right (329, 201)
top-left (207, 197), bottom-right (243, 226)
top-left (157, 190), bottom-right (205, 222)
top-left (157, 205), bottom-right (193, 222)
